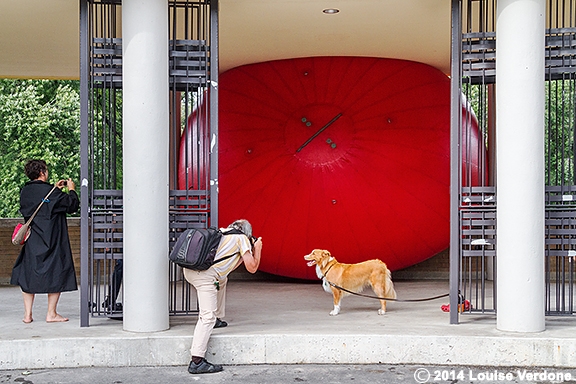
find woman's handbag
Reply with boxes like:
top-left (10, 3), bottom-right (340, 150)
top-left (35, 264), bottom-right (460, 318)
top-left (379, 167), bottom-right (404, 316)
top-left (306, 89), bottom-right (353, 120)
top-left (11, 185), bottom-right (57, 246)
top-left (11, 222), bottom-right (31, 245)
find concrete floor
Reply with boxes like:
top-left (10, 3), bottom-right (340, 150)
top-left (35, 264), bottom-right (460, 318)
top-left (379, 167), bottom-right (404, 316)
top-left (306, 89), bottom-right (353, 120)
top-left (1, 280), bottom-right (576, 370)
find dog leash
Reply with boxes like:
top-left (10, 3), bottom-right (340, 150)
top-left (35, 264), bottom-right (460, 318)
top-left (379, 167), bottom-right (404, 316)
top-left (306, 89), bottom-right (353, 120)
top-left (319, 264), bottom-right (449, 302)
top-left (324, 279), bottom-right (449, 302)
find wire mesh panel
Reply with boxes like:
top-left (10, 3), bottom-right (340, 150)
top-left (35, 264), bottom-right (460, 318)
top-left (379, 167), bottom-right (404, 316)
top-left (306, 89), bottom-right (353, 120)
top-left (80, 0), bottom-right (216, 324)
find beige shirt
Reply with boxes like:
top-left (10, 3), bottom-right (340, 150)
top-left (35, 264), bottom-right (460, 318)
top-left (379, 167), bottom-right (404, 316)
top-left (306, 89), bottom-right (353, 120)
top-left (211, 231), bottom-right (252, 278)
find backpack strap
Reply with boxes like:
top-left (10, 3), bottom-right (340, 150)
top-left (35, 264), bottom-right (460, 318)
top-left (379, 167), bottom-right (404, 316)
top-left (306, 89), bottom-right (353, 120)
top-left (212, 228), bottom-right (251, 265)
top-left (221, 228), bottom-right (243, 236)
top-left (211, 253), bottom-right (237, 266)
top-left (221, 227), bottom-right (255, 245)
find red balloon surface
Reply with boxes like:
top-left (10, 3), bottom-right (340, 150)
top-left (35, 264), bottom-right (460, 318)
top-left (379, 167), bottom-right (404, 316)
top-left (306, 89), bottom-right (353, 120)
top-left (179, 56), bottom-right (484, 280)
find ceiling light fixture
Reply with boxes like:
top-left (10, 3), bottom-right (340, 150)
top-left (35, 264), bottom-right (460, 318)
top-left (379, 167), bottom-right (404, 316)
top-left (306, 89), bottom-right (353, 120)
top-left (322, 8), bottom-right (340, 14)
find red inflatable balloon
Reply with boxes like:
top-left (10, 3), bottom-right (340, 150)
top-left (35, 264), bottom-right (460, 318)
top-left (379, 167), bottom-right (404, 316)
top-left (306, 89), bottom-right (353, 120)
top-left (178, 95), bottom-right (209, 191)
top-left (179, 57), bottom-right (485, 280)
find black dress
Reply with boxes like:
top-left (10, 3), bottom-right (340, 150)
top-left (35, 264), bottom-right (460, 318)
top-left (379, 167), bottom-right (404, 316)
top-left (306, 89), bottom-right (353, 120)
top-left (11, 180), bottom-right (80, 293)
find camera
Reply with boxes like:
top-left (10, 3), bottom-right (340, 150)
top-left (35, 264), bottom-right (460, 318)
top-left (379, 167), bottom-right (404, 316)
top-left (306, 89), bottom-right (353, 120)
top-left (63, 181), bottom-right (67, 186)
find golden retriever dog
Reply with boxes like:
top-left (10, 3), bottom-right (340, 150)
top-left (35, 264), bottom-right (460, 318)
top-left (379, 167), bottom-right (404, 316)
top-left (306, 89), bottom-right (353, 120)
top-left (304, 249), bottom-right (396, 316)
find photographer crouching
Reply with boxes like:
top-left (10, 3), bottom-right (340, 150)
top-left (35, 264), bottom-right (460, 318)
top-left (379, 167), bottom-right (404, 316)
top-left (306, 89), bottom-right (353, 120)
top-left (183, 219), bottom-right (262, 374)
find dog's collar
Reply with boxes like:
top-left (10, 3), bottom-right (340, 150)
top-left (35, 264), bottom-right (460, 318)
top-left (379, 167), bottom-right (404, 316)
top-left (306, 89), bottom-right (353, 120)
top-left (321, 259), bottom-right (337, 279)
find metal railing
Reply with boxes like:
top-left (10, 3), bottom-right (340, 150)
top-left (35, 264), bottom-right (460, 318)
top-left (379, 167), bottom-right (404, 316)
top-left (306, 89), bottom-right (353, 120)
top-left (452, 0), bottom-right (576, 321)
top-left (80, 0), bottom-right (216, 325)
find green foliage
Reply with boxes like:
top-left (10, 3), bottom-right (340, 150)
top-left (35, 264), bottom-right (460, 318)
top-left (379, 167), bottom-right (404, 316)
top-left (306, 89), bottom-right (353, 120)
top-left (91, 87), bottom-right (123, 189)
top-left (545, 80), bottom-right (575, 186)
top-left (2, 78), bottom-right (573, 219)
top-left (0, 79), bottom-right (80, 217)
top-left (463, 80), bottom-right (576, 187)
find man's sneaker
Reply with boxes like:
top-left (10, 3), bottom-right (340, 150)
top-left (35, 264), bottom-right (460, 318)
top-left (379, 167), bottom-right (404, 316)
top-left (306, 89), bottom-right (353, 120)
top-left (214, 318), bottom-right (228, 328)
top-left (188, 358), bottom-right (223, 374)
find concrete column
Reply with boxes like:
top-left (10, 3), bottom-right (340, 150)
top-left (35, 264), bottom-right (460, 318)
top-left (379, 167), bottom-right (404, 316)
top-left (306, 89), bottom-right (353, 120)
top-left (496, 0), bottom-right (545, 332)
top-left (122, 0), bottom-right (169, 332)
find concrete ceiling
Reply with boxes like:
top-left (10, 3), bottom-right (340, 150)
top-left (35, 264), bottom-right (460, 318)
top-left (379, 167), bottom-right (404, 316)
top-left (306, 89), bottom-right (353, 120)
top-left (0, 0), bottom-right (451, 79)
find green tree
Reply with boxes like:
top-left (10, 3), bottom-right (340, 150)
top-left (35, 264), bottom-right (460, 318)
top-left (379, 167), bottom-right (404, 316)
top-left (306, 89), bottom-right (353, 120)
top-left (0, 79), bottom-right (80, 217)
top-left (545, 79), bottom-right (576, 186)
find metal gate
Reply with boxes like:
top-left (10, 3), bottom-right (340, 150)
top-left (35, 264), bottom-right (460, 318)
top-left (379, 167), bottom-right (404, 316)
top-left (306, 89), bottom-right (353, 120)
top-left (451, 0), bottom-right (576, 322)
top-left (544, 0), bottom-right (576, 315)
top-left (79, 0), bottom-right (217, 326)
top-left (450, 0), bottom-right (497, 322)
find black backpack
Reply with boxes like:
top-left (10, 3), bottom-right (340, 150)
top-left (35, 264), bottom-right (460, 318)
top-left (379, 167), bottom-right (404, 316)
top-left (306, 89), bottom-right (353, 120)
top-left (169, 227), bottom-right (244, 270)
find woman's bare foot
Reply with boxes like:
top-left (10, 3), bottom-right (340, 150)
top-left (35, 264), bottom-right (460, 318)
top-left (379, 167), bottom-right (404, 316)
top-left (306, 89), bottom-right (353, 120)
top-left (46, 314), bottom-right (69, 323)
top-left (22, 316), bottom-right (33, 324)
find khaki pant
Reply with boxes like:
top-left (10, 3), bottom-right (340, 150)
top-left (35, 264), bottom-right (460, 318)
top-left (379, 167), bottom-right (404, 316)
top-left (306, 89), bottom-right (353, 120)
top-left (183, 267), bottom-right (227, 358)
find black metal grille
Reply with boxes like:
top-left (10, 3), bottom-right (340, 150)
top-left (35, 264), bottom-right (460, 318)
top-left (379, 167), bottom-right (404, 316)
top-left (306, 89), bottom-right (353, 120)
top-left (460, 207), bottom-right (496, 313)
top-left (92, 38), bottom-right (122, 87)
top-left (170, 40), bottom-right (209, 89)
top-left (167, 0), bottom-right (214, 316)
top-left (454, 0), bottom-right (576, 319)
top-left (455, 0), bottom-right (497, 318)
top-left (81, 0), bottom-right (124, 323)
top-left (545, 3), bottom-right (576, 314)
top-left (459, 181), bottom-right (497, 314)
top-left (80, 0), bottom-right (216, 325)
top-left (90, 38), bottom-right (210, 89)
top-left (90, 190), bottom-right (123, 318)
top-left (463, 30), bottom-right (576, 84)
top-left (545, 208), bottom-right (576, 314)
top-left (462, 32), bottom-right (495, 84)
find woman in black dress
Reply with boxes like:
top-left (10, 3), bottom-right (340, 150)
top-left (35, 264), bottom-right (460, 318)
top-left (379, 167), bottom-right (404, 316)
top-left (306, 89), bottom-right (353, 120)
top-left (11, 160), bottom-right (79, 323)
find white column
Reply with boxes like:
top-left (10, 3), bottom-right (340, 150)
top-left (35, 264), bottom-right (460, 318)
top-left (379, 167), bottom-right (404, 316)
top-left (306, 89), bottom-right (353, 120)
top-left (122, 0), bottom-right (169, 332)
top-left (496, 0), bottom-right (545, 332)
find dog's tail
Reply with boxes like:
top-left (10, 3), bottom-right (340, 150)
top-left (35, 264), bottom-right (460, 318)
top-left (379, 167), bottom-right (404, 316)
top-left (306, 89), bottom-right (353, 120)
top-left (385, 268), bottom-right (397, 300)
